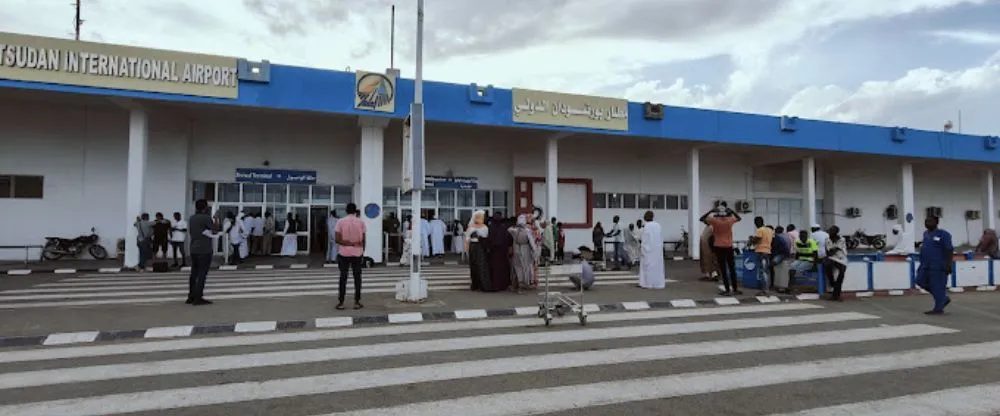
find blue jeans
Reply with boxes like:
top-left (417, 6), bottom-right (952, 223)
top-left (755, 253), bottom-right (771, 291)
top-left (137, 240), bottom-right (151, 268)
top-left (613, 242), bottom-right (629, 266)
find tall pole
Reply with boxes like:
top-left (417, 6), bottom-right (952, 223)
top-left (74, 0), bottom-right (82, 40)
top-left (407, 0), bottom-right (425, 301)
top-left (390, 5), bottom-right (396, 69)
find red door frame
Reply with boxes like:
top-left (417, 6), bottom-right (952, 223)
top-left (513, 176), bottom-right (593, 229)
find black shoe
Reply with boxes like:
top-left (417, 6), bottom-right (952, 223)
top-left (192, 299), bottom-right (213, 305)
top-left (335, 303), bottom-right (345, 310)
top-left (354, 302), bottom-right (364, 310)
top-left (733, 290), bottom-right (743, 295)
top-left (185, 298), bottom-right (194, 304)
top-left (944, 298), bottom-right (952, 308)
top-left (924, 310), bottom-right (944, 315)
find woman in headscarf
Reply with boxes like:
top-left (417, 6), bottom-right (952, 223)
top-left (592, 222), bottom-right (605, 260)
top-left (464, 210), bottom-right (492, 291)
top-left (976, 228), bottom-right (999, 259)
top-left (508, 214), bottom-right (537, 292)
top-left (699, 224), bottom-right (719, 281)
top-left (487, 212), bottom-right (512, 292)
top-left (528, 213), bottom-right (544, 287)
top-left (624, 223), bottom-right (640, 268)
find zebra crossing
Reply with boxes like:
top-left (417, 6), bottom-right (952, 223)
top-left (0, 266), bottom-right (660, 309)
top-left (0, 302), bottom-right (997, 415)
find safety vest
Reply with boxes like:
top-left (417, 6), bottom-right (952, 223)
top-left (795, 238), bottom-right (818, 261)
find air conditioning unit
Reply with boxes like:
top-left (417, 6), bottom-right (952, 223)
top-left (643, 102), bottom-right (664, 120)
top-left (884, 205), bottom-right (899, 220)
top-left (713, 200), bottom-right (727, 209)
top-left (966, 210), bottom-right (982, 220)
top-left (925, 206), bottom-right (943, 218)
top-left (735, 200), bottom-right (753, 213)
top-left (845, 207), bottom-right (862, 218)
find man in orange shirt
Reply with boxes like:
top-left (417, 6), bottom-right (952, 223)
top-left (750, 217), bottom-right (774, 296)
top-left (700, 203), bottom-right (742, 296)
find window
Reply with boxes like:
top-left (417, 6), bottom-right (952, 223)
top-left (243, 184), bottom-right (264, 203)
top-left (457, 190), bottom-right (474, 207)
top-left (383, 187), bottom-right (399, 206)
top-left (333, 186), bottom-right (353, 204)
top-left (592, 193), bottom-right (607, 209)
top-left (651, 195), bottom-right (665, 210)
top-left (0, 175), bottom-right (41, 198)
top-left (289, 184), bottom-right (310, 204)
top-left (607, 193), bottom-right (622, 209)
top-left (217, 183), bottom-right (240, 203)
top-left (192, 181), bottom-right (215, 201)
top-left (622, 193), bottom-right (637, 209)
top-left (637, 194), bottom-right (651, 209)
top-left (474, 190), bottom-right (491, 207)
top-left (266, 184), bottom-right (287, 204)
top-left (680, 195), bottom-right (689, 210)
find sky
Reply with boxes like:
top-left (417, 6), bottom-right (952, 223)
top-left (4, 0), bottom-right (1000, 135)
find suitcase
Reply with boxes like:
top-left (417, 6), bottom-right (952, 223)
top-left (151, 261), bottom-right (170, 273)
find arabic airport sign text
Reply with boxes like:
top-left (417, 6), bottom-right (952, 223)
top-left (235, 168), bottom-right (317, 185)
top-left (511, 88), bottom-right (629, 131)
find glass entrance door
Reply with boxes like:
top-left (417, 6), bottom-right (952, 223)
top-left (310, 206), bottom-right (330, 255)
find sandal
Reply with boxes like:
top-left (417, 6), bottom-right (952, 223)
top-left (353, 303), bottom-right (363, 310)
top-left (335, 303), bottom-right (345, 310)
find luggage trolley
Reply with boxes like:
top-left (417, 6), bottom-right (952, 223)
top-left (537, 263), bottom-right (588, 326)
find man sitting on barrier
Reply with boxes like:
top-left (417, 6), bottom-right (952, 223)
top-left (569, 246), bottom-right (598, 291)
top-left (789, 230), bottom-right (819, 292)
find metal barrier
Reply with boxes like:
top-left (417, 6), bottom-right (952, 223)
top-left (0, 245), bottom-right (43, 263)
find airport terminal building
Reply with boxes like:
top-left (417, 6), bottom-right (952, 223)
top-left (1, 31), bottom-right (998, 266)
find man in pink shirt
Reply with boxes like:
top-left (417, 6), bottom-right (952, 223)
top-left (334, 203), bottom-right (367, 310)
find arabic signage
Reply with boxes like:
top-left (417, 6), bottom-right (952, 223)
top-left (235, 168), bottom-right (317, 185)
top-left (511, 88), bottom-right (629, 131)
top-left (0, 32), bottom-right (239, 99)
top-left (426, 176), bottom-right (478, 190)
top-left (354, 70), bottom-right (397, 113)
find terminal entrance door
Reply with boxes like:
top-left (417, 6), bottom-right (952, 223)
top-left (310, 206), bottom-right (329, 255)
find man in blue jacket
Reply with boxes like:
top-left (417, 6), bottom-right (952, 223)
top-left (917, 216), bottom-right (953, 315)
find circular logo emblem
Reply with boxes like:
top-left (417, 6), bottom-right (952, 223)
top-left (905, 213), bottom-right (913, 223)
top-left (356, 73), bottom-right (395, 110)
top-left (364, 203), bottom-right (381, 219)
top-left (743, 256), bottom-right (756, 271)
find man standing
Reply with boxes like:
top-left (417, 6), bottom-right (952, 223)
top-left (429, 211), bottom-right (446, 257)
top-left (133, 213), bottom-right (153, 271)
top-left (261, 211), bottom-right (275, 256)
top-left (917, 216), bottom-right (953, 315)
top-left (326, 209), bottom-right (339, 263)
top-left (607, 215), bottom-right (628, 270)
top-left (169, 212), bottom-right (188, 268)
top-left (638, 211), bottom-right (666, 289)
top-left (152, 213), bottom-right (171, 260)
top-left (750, 217), bottom-right (774, 296)
top-left (187, 199), bottom-right (220, 305)
top-left (335, 203), bottom-right (367, 310)
top-left (701, 203), bottom-right (742, 296)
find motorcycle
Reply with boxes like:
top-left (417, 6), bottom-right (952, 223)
top-left (42, 227), bottom-right (109, 260)
top-left (846, 229), bottom-right (886, 250)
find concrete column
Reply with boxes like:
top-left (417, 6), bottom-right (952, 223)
top-left (983, 170), bottom-right (995, 231)
top-left (546, 137), bottom-right (558, 261)
top-left (687, 147), bottom-right (701, 260)
top-left (802, 157), bottom-right (817, 227)
top-left (899, 162), bottom-right (916, 234)
top-left (123, 108), bottom-right (148, 268)
top-left (358, 117), bottom-right (388, 263)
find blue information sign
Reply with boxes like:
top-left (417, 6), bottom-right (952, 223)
top-left (425, 176), bottom-right (478, 190)
top-left (364, 203), bottom-right (381, 219)
top-left (235, 168), bottom-right (317, 184)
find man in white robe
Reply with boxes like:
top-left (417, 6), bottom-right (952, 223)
top-left (639, 211), bottom-right (666, 289)
top-left (236, 213), bottom-right (250, 259)
top-left (429, 214), bottom-right (447, 256)
top-left (420, 216), bottom-right (431, 257)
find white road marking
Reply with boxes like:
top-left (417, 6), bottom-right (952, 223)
top-left (769, 382), bottom-right (1000, 416)
top-left (218, 265), bottom-right (238, 271)
top-left (314, 317), bottom-right (353, 328)
top-left (97, 268), bottom-right (121, 273)
top-left (756, 295), bottom-right (781, 303)
top-left (143, 326), bottom-right (194, 339)
top-left (854, 292), bottom-right (874, 297)
top-left (322, 339), bottom-right (1000, 416)
top-left (0, 303), bottom-right (822, 364)
top-left (0, 312), bottom-right (883, 390)
top-left (670, 299), bottom-right (697, 308)
top-left (5, 270), bottom-right (30, 275)
top-left (0, 324), bottom-right (958, 415)
top-left (42, 331), bottom-right (100, 346)
top-left (453, 309), bottom-right (488, 319)
top-left (621, 301), bottom-right (650, 310)
top-left (53, 269), bottom-right (77, 274)
top-left (514, 306), bottom-right (538, 316)
top-left (976, 285), bottom-right (997, 292)
top-left (254, 265), bottom-right (274, 270)
top-left (233, 321), bottom-right (277, 333)
top-left (888, 290), bottom-right (905, 296)
top-left (387, 312), bottom-right (424, 324)
top-left (949, 287), bottom-right (966, 293)
top-left (714, 297), bottom-right (740, 306)
top-left (796, 293), bottom-right (821, 300)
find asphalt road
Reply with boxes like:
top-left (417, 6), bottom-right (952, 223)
top-left (0, 294), bottom-right (998, 415)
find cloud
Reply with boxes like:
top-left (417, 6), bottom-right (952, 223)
top-left (780, 57), bottom-right (1000, 132)
top-left (927, 30), bottom-right (1000, 45)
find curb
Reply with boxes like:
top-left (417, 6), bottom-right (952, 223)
top-left (2, 258), bottom-right (699, 276)
top-left (1, 262), bottom-right (464, 276)
top-left (0, 292), bottom-right (854, 349)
